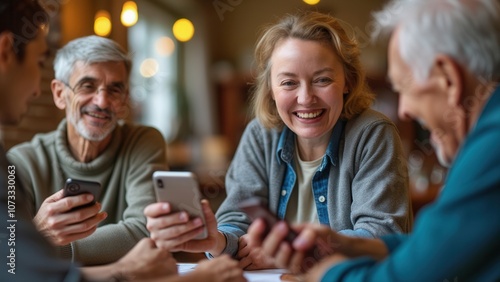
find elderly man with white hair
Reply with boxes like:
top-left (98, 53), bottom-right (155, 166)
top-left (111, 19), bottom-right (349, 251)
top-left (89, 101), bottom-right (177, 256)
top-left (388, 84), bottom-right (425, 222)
top-left (245, 0), bottom-right (500, 280)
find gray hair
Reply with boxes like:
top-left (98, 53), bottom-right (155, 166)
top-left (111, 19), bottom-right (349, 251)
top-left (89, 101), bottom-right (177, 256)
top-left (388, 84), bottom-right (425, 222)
top-left (53, 35), bottom-right (132, 83)
top-left (372, 0), bottom-right (500, 82)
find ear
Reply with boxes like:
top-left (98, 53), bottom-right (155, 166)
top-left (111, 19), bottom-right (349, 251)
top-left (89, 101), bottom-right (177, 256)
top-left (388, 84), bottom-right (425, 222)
top-left (51, 79), bottom-right (67, 110)
top-left (432, 55), bottom-right (463, 106)
top-left (0, 32), bottom-right (15, 72)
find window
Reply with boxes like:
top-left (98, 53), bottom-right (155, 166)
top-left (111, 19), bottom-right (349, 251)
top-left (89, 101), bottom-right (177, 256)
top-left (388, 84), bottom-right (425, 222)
top-left (128, 1), bottom-right (180, 141)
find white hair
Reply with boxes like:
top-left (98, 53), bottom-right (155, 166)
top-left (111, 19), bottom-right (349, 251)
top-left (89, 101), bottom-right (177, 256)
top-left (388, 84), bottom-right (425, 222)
top-left (53, 35), bottom-right (131, 83)
top-left (372, 0), bottom-right (500, 82)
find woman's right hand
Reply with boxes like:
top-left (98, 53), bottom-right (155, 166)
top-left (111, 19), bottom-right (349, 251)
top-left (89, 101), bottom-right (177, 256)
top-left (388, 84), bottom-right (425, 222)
top-left (145, 199), bottom-right (227, 255)
top-left (246, 220), bottom-right (338, 273)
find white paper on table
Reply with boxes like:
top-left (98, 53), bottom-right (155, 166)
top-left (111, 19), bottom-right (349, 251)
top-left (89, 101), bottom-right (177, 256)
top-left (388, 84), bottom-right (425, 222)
top-left (243, 268), bottom-right (288, 282)
top-left (177, 263), bottom-right (287, 282)
top-left (177, 263), bottom-right (197, 274)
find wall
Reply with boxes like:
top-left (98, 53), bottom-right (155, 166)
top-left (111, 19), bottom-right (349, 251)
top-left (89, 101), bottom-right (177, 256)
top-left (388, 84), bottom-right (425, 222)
top-left (60, 0), bottom-right (128, 48)
top-left (203, 0), bottom-right (388, 74)
top-left (0, 0), bottom-right (130, 150)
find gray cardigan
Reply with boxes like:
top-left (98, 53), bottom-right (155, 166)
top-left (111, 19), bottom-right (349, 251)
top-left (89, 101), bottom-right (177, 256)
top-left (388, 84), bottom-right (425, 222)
top-left (215, 109), bottom-right (413, 257)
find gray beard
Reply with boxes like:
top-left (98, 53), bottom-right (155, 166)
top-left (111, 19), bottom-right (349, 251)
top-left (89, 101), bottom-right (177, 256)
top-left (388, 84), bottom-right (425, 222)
top-left (69, 116), bottom-right (116, 142)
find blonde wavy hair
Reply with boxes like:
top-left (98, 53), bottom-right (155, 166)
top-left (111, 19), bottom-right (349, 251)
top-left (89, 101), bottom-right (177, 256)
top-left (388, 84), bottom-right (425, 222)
top-left (251, 11), bottom-right (374, 129)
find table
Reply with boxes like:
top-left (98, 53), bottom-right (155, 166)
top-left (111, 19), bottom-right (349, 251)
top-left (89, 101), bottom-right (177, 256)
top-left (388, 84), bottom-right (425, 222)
top-left (178, 263), bottom-right (288, 282)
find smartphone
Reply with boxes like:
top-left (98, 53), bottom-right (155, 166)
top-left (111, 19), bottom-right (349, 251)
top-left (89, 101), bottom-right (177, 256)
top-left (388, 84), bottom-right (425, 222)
top-left (152, 171), bottom-right (208, 240)
top-left (238, 197), bottom-right (298, 244)
top-left (238, 197), bottom-right (333, 271)
top-left (63, 178), bottom-right (102, 210)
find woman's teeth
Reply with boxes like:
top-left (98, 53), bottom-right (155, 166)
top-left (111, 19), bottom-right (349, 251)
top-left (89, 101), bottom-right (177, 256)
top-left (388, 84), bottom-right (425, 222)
top-left (296, 110), bottom-right (322, 119)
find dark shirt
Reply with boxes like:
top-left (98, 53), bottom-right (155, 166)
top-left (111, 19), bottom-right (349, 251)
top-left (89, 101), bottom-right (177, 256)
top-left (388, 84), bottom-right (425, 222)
top-left (0, 145), bottom-right (82, 281)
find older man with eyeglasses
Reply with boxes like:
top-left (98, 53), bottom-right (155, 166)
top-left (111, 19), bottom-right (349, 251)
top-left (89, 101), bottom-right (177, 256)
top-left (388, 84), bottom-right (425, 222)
top-left (7, 35), bottom-right (168, 266)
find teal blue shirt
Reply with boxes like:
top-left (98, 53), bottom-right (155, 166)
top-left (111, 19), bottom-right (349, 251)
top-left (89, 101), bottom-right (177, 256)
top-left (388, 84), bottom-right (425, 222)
top-left (321, 86), bottom-right (500, 281)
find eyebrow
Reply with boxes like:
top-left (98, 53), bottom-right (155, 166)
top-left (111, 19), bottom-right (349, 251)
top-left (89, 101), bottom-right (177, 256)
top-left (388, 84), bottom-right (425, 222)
top-left (74, 76), bottom-right (126, 89)
top-left (313, 67), bottom-right (335, 76)
top-left (276, 71), bottom-right (297, 78)
top-left (276, 67), bottom-right (336, 78)
top-left (110, 82), bottom-right (126, 90)
top-left (74, 76), bottom-right (98, 86)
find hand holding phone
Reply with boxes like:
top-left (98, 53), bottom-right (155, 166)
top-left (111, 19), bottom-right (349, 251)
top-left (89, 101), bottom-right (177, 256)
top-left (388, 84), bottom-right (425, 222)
top-left (238, 197), bottom-right (298, 243)
top-left (239, 197), bottom-right (333, 272)
top-left (152, 171), bottom-right (208, 240)
top-left (63, 178), bottom-right (102, 210)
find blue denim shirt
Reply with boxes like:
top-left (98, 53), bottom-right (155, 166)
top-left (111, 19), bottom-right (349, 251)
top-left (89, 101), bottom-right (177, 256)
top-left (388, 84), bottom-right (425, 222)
top-left (214, 110), bottom-right (412, 258)
top-left (276, 120), bottom-right (345, 225)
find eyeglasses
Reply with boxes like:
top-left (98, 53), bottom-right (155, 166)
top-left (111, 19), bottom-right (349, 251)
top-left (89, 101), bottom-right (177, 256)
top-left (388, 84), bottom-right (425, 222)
top-left (61, 80), bottom-right (127, 102)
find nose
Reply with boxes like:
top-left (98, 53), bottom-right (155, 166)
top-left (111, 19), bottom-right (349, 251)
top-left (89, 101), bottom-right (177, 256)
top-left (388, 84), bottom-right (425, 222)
top-left (92, 88), bottom-right (113, 108)
top-left (297, 84), bottom-right (315, 105)
top-left (397, 96), bottom-right (412, 122)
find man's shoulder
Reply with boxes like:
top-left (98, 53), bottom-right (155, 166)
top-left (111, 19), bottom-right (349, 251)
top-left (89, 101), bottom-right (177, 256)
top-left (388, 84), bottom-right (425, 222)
top-left (8, 130), bottom-right (58, 155)
top-left (118, 122), bottom-right (165, 146)
top-left (120, 122), bottom-right (163, 137)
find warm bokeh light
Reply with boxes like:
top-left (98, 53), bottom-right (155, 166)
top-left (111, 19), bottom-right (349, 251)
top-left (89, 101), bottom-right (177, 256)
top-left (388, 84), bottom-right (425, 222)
top-left (172, 18), bottom-right (195, 42)
top-left (121, 1), bottom-right (138, 27)
top-left (140, 58), bottom-right (159, 78)
top-left (94, 10), bottom-right (112, 37)
top-left (155, 36), bottom-right (175, 56)
top-left (303, 0), bottom-right (320, 5)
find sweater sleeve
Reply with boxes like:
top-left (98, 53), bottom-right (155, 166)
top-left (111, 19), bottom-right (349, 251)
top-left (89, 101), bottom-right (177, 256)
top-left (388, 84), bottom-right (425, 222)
top-left (347, 117), bottom-right (412, 236)
top-left (69, 127), bottom-right (167, 265)
top-left (380, 233), bottom-right (408, 253)
top-left (214, 120), bottom-right (274, 257)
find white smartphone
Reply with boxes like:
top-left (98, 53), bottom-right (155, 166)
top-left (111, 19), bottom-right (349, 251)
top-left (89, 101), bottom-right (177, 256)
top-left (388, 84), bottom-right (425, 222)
top-left (152, 171), bottom-right (208, 240)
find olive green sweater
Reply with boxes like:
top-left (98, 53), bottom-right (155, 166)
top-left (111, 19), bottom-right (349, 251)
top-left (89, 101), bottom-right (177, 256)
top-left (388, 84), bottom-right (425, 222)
top-left (7, 119), bottom-right (167, 265)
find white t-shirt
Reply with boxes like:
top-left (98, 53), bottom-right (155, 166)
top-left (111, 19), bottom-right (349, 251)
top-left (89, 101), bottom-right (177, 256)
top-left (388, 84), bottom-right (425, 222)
top-left (285, 145), bottom-right (321, 224)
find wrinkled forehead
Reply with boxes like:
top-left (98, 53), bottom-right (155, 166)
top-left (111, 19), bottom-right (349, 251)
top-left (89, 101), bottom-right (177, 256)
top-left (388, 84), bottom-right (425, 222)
top-left (69, 61), bottom-right (129, 83)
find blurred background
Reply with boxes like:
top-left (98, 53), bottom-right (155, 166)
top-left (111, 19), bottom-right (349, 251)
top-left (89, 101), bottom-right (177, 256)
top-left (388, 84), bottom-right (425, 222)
top-left (0, 0), bottom-right (445, 217)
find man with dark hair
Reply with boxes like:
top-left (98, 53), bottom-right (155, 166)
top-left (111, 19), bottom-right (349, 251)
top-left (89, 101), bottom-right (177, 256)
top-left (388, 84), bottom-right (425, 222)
top-left (0, 1), bottom-right (77, 280)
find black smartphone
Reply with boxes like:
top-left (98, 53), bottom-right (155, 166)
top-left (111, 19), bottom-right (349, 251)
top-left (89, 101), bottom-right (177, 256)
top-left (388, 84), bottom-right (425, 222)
top-left (238, 197), bottom-right (334, 272)
top-left (238, 197), bottom-right (298, 243)
top-left (63, 178), bottom-right (102, 210)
